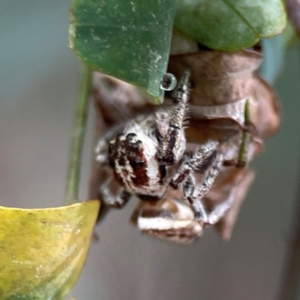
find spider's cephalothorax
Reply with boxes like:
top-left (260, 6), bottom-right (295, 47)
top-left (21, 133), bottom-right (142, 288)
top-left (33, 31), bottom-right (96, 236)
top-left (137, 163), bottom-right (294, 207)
top-left (96, 71), bottom-right (224, 223)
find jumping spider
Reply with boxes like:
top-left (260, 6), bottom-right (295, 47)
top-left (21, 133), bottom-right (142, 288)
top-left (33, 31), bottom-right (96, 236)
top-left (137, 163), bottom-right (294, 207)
top-left (92, 46), bottom-right (280, 243)
top-left (95, 70), bottom-right (229, 225)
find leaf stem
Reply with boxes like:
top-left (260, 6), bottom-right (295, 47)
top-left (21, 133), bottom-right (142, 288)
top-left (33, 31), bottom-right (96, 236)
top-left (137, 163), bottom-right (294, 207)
top-left (237, 99), bottom-right (251, 168)
top-left (64, 64), bottom-right (92, 205)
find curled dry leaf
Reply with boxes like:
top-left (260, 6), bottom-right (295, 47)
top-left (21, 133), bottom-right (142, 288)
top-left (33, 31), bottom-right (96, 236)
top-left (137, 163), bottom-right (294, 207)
top-left (167, 47), bottom-right (280, 138)
top-left (0, 200), bottom-right (99, 299)
top-left (90, 45), bottom-right (280, 242)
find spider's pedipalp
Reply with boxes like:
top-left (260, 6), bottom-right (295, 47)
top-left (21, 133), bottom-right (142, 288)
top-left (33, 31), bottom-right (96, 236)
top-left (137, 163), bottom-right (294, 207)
top-left (99, 174), bottom-right (131, 208)
top-left (158, 71), bottom-right (191, 165)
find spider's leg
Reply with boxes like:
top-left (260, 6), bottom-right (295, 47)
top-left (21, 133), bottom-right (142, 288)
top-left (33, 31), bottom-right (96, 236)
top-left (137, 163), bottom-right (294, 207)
top-left (237, 99), bottom-right (255, 168)
top-left (183, 174), bottom-right (208, 222)
top-left (95, 138), bottom-right (110, 165)
top-left (170, 141), bottom-right (219, 189)
top-left (93, 167), bottom-right (132, 223)
top-left (184, 153), bottom-right (224, 221)
top-left (157, 70), bottom-right (190, 165)
top-left (206, 195), bottom-right (234, 225)
top-left (99, 174), bottom-right (132, 209)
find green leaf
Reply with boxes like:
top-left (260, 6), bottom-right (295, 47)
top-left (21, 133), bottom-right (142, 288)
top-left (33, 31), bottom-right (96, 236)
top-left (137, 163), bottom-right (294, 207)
top-left (0, 200), bottom-right (100, 300)
top-left (69, 0), bottom-right (176, 104)
top-left (174, 0), bottom-right (287, 51)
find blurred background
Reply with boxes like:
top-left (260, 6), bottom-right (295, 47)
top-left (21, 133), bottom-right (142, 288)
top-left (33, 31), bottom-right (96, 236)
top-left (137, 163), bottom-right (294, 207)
top-left (1, 1), bottom-right (300, 299)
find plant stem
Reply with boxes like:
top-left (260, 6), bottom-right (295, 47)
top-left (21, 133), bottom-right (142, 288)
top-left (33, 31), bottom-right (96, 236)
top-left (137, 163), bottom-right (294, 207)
top-left (64, 64), bottom-right (92, 205)
top-left (237, 99), bottom-right (251, 168)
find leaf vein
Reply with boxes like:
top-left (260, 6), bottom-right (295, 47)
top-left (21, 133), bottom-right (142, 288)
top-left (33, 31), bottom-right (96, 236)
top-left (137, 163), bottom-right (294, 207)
top-left (222, 0), bottom-right (259, 37)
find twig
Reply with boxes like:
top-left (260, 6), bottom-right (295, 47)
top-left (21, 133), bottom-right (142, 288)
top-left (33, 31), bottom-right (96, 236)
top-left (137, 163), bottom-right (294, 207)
top-left (64, 64), bottom-right (92, 205)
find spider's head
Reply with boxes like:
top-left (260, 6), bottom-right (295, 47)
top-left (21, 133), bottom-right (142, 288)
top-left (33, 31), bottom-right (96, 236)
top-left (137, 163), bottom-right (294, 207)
top-left (108, 124), bottom-right (167, 197)
top-left (108, 132), bottom-right (148, 188)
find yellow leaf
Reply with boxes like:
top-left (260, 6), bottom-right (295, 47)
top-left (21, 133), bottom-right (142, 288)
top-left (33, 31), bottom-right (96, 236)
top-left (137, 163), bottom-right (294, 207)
top-left (0, 200), bottom-right (100, 300)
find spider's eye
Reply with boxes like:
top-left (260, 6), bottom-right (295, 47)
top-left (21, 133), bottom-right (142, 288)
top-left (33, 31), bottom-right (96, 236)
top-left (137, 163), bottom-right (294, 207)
top-left (135, 140), bottom-right (143, 148)
top-left (126, 133), bottom-right (137, 142)
top-left (138, 159), bottom-right (145, 166)
top-left (130, 157), bottom-right (145, 169)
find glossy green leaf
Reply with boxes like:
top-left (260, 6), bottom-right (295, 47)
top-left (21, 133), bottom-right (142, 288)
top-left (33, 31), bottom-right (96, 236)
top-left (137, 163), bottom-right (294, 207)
top-left (174, 0), bottom-right (287, 51)
top-left (69, 0), bottom-right (176, 103)
top-left (0, 200), bottom-right (100, 300)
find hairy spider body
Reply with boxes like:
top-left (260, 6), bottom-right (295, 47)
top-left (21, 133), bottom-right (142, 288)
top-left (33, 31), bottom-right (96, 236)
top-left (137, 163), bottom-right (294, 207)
top-left (91, 47), bottom-right (280, 243)
top-left (96, 71), bottom-right (223, 223)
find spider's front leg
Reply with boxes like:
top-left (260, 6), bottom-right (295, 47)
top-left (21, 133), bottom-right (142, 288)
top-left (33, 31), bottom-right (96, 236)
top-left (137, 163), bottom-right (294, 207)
top-left (170, 141), bottom-right (219, 189)
top-left (98, 175), bottom-right (132, 209)
top-left (170, 142), bottom-right (224, 222)
top-left (157, 70), bottom-right (190, 165)
top-left (185, 152), bottom-right (224, 221)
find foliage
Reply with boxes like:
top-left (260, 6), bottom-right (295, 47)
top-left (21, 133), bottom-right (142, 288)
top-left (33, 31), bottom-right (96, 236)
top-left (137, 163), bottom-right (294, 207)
top-left (70, 0), bottom-right (176, 103)
top-left (70, 0), bottom-right (287, 102)
top-left (0, 201), bottom-right (99, 299)
top-left (175, 0), bottom-right (286, 51)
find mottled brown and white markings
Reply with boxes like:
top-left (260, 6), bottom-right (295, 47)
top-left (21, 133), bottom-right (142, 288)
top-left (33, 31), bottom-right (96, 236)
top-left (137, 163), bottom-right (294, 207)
top-left (108, 117), bottom-right (167, 199)
top-left (132, 194), bottom-right (234, 243)
top-left (132, 198), bottom-right (203, 244)
top-left (96, 70), bottom-right (225, 231)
